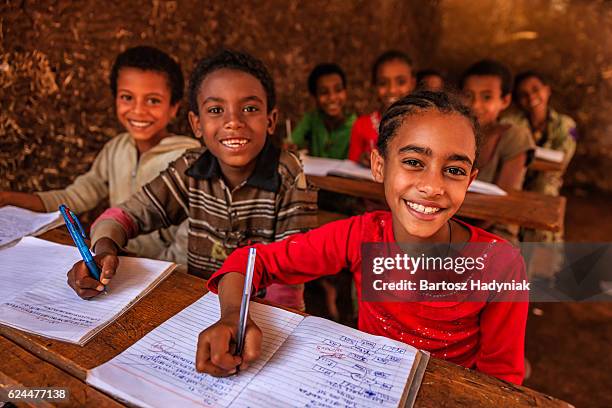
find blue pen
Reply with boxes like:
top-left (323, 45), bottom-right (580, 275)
top-left (59, 204), bottom-right (103, 283)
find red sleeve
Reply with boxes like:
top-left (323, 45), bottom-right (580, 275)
top-left (476, 253), bottom-right (528, 385)
top-left (207, 216), bottom-right (362, 293)
top-left (348, 117), bottom-right (367, 162)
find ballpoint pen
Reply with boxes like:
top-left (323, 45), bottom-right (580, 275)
top-left (235, 247), bottom-right (257, 357)
top-left (59, 204), bottom-right (104, 288)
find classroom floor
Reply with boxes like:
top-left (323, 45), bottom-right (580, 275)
top-left (523, 189), bottom-right (612, 408)
top-left (304, 188), bottom-right (612, 408)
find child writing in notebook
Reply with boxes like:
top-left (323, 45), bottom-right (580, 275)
top-left (197, 91), bottom-right (528, 385)
top-left (460, 59), bottom-right (535, 243)
top-left (0, 46), bottom-right (200, 263)
top-left (290, 63), bottom-right (356, 159)
top-left (348, 50), bottom-right (416, 167)
top-left (66, 50), bottom-right (318, 310)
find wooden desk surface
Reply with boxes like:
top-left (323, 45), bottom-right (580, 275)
top-left (0, 228), bottom-right (571, 407)
top-left (531, 158), bottom-right (563, 172)
top-left (0, 337), bottom-right (123, 408)
top-left (308, 175), bottom-right (566, 232)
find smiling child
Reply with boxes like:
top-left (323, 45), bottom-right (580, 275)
top-left (0, 46), bottom-right (199, 262)
top-left (348, 50), bottom-right (416, 167)
top-left (290, 63), bottom-right (356, 159)
top-left (197, 91), bottom-right (528, 385)
top-left (66, 50), bottom-right (318, 310)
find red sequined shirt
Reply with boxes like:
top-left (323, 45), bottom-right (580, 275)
top-left (208, 211), bottom-right (528, 384)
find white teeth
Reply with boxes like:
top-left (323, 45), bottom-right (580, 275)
top-left (406, 201), bottom-right (441, 215)
top-left (128, 120), bottom-right (152, 128)
top-left (221, 138), bottom-right (249, 148)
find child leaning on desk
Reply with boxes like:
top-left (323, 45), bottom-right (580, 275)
top-left (197, 91), bottom-right (528, 385)
top-left (505, 70), bottom-right (577, 243)
top-left (460, 60), bottom-right (535, 244)
top-left (0, 46), bottom-right (200, 263)
top-left (66, 49), bottom-right (318, 310)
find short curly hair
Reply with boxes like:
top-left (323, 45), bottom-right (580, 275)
top-left (109, 45), bottom-right (184, 105)
top-left (459, 59), bottom-right (513, 97)
top-left (188, 49), bottom-right (276, 114)
top-left (307, 63), bottom-right (347, 96)
top-left (378, 90), bottom-right (482, 163)
top-left (371, 50), bottom-right (413, 84)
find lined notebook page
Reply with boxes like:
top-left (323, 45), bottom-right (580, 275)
top-left (0, 237), bottom-right (175, 344)
top-left (234, 316), bottom-right (417, 408)
top-left (468, 180), bottom-right (507, 196)
top-left (0, 237), bottom-right (78, 301)
top-left (535, 147), bottom-right (564, 163)
top-left (0, 206), bottom-right (60, 247)
top-left (87, 293), bottom-right (303, 408)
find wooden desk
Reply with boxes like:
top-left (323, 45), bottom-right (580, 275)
top-left (308, 175), bottom-right (566, 232)
top-left (0, 336), bottom-right (122, 407)
top-left (0, 228), bottom-right (571, 407)
top-left (531, 158), bottom-right (563, 172)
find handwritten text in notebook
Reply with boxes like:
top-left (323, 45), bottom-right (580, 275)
top-left (87, 293), bottom-right (424, 408)
top-left (0, 237), bottom-right (175, 345)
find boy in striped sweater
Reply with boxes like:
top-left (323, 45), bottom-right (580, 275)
top-left (66, 50), bottom-right (318, 310)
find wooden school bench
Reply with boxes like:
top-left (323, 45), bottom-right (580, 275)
top-left (0, 227), bottom-right (572, 407)
top-left (530, 157), bottom-right (563, 173)
top-left (308, 175), bottom-right (566, 232)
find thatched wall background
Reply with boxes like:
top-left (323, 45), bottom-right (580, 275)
top-left (1, 0), bottom-right (610, 193)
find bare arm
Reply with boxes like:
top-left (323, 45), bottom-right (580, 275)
top-left (196, 272), bottom-right (262, 376)
top-left (496, 152), bottom-right (527, 191)
top-left (0, 192), bottom-right (45, 212)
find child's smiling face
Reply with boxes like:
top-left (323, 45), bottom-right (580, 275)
top-left (375, 60), bottom-right (415, 110)
top-left (315, 73), bottom-right (346, 119)
top-left (371, 110), bottom-right (478, 243)
top-left (115, 68), bottom-right (179, 152)
top-left (462, 75), bottom-right (511, 127)
top-left (189, 68), bottom-right (277, 186)
top-left (516, 76), bottom-right (551, 116)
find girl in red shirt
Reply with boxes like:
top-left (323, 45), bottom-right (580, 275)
top-left (347, 50), bottom-right (416, 167)
top-left (198, 91), bottom-right (528, 385)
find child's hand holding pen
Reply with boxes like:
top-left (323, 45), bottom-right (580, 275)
top-left (67, 237), bottom-right (119, 299)
top-left (195, 272), bottom-right (263, 377)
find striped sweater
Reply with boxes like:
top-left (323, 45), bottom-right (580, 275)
top-left (91, 141), bottom-right (318, 280)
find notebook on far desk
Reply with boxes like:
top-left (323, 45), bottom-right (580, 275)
top-left (301, 155), bottom-right (507, 196)
top-left (87, 293), bottom-right (429, 408)
top-left (0, 205), bottom-right (62, 248)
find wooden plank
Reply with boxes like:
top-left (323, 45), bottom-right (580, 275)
top-left (0, 337), bottom-right (123, 408)
top-left (418, 359), bottom-right (572, 407)
top-left (308, 175), bottom-right (565, 232)
top-left (37, 226), bottom-right (73, 245)
top-left (459, 190), bottom-right (566, 232)
top-left (530, 158), bottom-right (563, 172)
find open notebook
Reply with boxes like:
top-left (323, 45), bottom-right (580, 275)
top-left (87, 293), bottom-right (429, 408)
top-left (0, 237), bottom-right (176, 345)
top-left (302, 155), bottom-right (507, 196)
top-left (0, 205), bottom-right (62, 247)
top-left (534, 147), bottom-right (564, 163)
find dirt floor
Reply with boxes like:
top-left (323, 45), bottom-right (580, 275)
top-left (522, 189), bottom-right (612, 408)
top-left (305, 188), bottom-right (612, 407)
